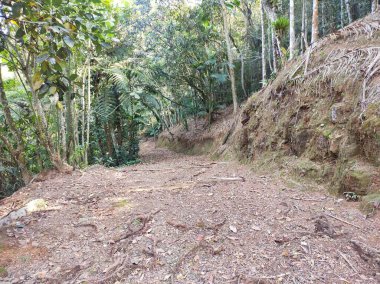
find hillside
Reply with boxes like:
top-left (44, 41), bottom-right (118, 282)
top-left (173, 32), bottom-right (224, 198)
top-left (160, 12), bottom-right (380, 204)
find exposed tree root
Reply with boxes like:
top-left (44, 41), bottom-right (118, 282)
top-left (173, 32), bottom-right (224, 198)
top-left (172, 240), bottom-right (223, 282)
top-left (114, 209), bottom-right (161, 243)
top-left (350, 239), bottom-right (380, 268)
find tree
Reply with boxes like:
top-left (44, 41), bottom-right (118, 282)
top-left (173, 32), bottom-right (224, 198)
top-left (260, 0), bottom-right (267, 85)
top-left (0, 65), bottom-right (31, 183)
top-left (220, 0), bottom-right (238, 114)
top-left (301, 0), bottom-right (309, 51)
top-left (289, 0), bottom-right (296, 59)
top-left (311, 0), bottom-right (319, 44)
top-left (345, 0), bottom-right (353, 23)
top-left (372, 0), bottom-right (379, 13)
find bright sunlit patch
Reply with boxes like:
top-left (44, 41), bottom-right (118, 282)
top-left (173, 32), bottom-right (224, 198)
top-left (112, 0), bottom-right (201, 8)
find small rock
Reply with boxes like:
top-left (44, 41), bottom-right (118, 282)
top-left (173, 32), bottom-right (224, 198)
top-left (131, 257), bottom-right (142, 265)
top-left (252, 225), bottom-right (261, 231)
top-left (229, 225), bottom-right (237, 233)
top-left (156, 248), bottom-right (165, 254)
top-left (15, 222), bottom-right (25, 229)
top-left (35, 271), bottom-right (47, 279)
top-left (18, 239), bottom-right (29, 246)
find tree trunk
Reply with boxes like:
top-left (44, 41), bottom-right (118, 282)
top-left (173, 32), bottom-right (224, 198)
top-left (0, 65), bottom-right (31, 184)
top-left (311, 0), bottom-right (319, 44)
top-left (85, 61), bottom-right (91, 165)
top-left (345, 0), bottom-right (352, 23)
top-left (271, 28), bottom-right (278, 74)
top-left (301, 0), bottom-right (309, 52)
top-left (262, 0), bottom-right (284, 67)
top-left (267, 24), bottom-right (273, 73)
top-left (321, 1), bottom-right (326, 36)
top-left (23, 65), bottom-right (64, 171)
top-left (58, 107), bottom-right (67, 162)
top-left (240, 55), bottom-right (247, 97)
top-left (340, 0), bottom-right (345, 27)
top-left (220, 0), bottom-right (238, 114)
top-left (260, 0), bottom-right (267, 85)
top-left (372, 0), bottom-right (378, 13)
top-left (65, 91), bottom-right (74, 162)
top-left (81, 68), bottom-right (86, 164)
top-left (289, 0), bottom-right (295, 60)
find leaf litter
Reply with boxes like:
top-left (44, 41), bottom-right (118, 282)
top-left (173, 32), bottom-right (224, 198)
top-left (0, 141), bottom-right (379, 283)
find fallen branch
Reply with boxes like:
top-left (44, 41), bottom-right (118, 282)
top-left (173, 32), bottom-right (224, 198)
top-left (203, 219), bottom-right (226, 231)
top-left (324, 212), bottom-right (362, 229)
top-left (211, 176), bottom-right (245, 182)
top-left (167, 220), bottom-right (189, 231)
top-left (291, 197), bottom-right (325, 202)
top-left (74, 223), bottom-right (98, 231)
top-left (338, 250), bottom-right (358, 273)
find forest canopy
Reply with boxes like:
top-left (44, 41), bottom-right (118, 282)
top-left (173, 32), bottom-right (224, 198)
top-left (0, 0), bottom-right (377, 197)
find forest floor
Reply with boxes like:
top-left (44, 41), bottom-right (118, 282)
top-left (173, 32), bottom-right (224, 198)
top-left (0, 141), bottom-right (379, 284)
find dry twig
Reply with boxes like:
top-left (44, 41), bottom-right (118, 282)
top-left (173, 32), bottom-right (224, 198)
top-left (324, 212), bottom-right (361, 230)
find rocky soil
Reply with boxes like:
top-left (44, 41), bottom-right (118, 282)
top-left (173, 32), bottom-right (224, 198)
top-left (0, 141), bottom-right (379, 284)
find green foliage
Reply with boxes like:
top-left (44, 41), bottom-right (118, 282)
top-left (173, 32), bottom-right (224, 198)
top-left (272, 17), bottom-right (290, 36)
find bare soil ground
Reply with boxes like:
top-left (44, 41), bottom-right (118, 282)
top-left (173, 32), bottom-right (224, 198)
top-left (0, 141), bottom-right (379, 284)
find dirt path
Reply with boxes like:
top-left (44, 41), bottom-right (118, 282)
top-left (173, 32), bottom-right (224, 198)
top-left (0, 141), bottom-right (379, 284)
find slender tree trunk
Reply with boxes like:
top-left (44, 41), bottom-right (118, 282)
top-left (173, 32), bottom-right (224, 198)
top-left (301, 0), bottom-right (309, 52)
top-left (58, 107), bottom-right (67, 162)
top-left (25, 70), bottom-right (63, 170)
top-left (345, 0), bottom-right (352, 23)
top-left (267, 24), bottom-right (273, 73)
top-left (311, 0), bottom-right (319, 44)
top-left (262, 0), bottom-right (284, 67)
top-left (240, 55), bottom-right (248, 97)
top-left (65, 91), bottom-right (74, 162)
top-left (321, 1), bottom-right (326, 36)
top-left (340, 0), bottom-right (345, 27)
top-left (260, 0), bottom-right (267, 85)
top-left (0, 65), bottom-right (31, 183)
top-left (304, 0), bottom-right (309, 48)
top-left (289, 0), bottom-right (295, 59)
top-left (372, 0), bottom-right (379, 13)
top-left (85, 61), bottom-right (91, 165)
top-left (81, 68), bottom-right (86, 163)
top-left (220, 0), bottom-right (238, 114)
top-left (271, 28), bottom-right (278, 73)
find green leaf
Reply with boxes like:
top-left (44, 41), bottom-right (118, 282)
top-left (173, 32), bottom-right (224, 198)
top-left (38, 84), bottom-right (49, 95)
top-left (63, 36), bottom-right (75, 48)
top-left (57, 47), bottom-right (69, 59)
top-left (12, 3), bottom-right (23, 18)
top-left (15, 28), bottom-right (25, 39)
top-left (69, 74), bottom-right (78, 81)
top-left (36, 53), bottom-right (50, 64)
top-left (49, 86), bottom-right (57, 95)
top-left (49, 26), bottom-right (69, 34)
top-left (211, 73), bottom-right (228, 83)
top-left (52, 0), bottom-right (63, 5)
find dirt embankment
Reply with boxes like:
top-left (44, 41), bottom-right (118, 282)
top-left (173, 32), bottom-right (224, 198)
top-left (159, 12), bottom-right (380, 203)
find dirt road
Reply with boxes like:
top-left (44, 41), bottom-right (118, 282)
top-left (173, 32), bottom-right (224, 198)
top-left (0, 141), bottom-right (379, 283)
